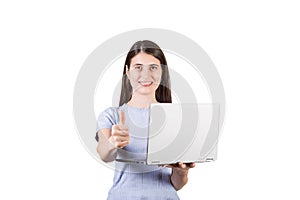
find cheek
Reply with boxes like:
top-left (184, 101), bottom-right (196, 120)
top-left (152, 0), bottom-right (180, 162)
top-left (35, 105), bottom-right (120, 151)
top-left (153, 71), bottom-right (162, 82)
top-left (127, 73), bottom-right (140, 88)
top-left (127, 72), bottom-right (139, 81)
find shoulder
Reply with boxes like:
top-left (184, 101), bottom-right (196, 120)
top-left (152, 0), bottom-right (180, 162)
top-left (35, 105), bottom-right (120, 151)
top-left (98, 106), bottom-right (118, 120)
top-left (100, 106), bottom-right (119, 116)
top-left (97, 104), bottom-right (126, 125)
top-left (100, 104), bottom-right (126, 115)
top-left (95, 105), bottom-right (126, 141)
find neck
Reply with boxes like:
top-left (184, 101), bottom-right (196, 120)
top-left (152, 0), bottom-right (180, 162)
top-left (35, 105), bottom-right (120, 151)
top-left (127, 93), bottom-right (158, 108)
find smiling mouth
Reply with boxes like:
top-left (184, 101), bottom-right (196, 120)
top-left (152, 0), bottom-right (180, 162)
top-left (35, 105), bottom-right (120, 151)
top-left (138, 81), bottom-right (153, 87)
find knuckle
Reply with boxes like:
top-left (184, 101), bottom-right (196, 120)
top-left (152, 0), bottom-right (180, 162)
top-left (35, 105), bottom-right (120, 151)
top-left (113, 136), bottom-right (119, 142)
top-left (113, 124), bottom-right (120, 130)
top-left (112, 124), bottom-right (117, 129)
top-left (115, 143), bottom-right (121, 148)
top-left (112, 130), bottom-right (121, 136)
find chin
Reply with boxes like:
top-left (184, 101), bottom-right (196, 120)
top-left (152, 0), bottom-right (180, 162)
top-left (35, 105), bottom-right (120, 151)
top-left (135, 87), bottom-right (156, 95)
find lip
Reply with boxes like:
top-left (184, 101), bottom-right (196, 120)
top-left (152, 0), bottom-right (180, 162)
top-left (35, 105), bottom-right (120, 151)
top-left (138, 81), bottom-right (153, 87)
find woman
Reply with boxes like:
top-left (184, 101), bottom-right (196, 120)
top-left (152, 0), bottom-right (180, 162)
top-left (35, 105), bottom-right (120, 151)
top-left (96, 40), bottom-right (195, 199)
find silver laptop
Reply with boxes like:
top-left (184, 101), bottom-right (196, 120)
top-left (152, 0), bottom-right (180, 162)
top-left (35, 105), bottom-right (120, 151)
top-left (116, 103), bottom-right (220, 165)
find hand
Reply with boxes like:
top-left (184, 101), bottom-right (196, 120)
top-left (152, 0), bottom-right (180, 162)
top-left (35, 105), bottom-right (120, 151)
top-left (109, 110), bottom-right (130, 149)
top-left (163, 162), bottom-right (196, 176)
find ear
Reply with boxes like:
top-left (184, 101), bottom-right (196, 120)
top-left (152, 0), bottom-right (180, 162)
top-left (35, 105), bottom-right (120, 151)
top-left (125, 65), bottom-right (130, 77)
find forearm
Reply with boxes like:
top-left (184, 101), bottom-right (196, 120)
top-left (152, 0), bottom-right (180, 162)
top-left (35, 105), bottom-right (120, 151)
top-left (170, 169), bottom-right (189, 191)
top-left (96, 131), bottom-right (117, 162)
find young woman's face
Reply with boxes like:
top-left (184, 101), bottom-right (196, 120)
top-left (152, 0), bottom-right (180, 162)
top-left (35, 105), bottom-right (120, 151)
top-left (126, 52), bottom-right (162, 96)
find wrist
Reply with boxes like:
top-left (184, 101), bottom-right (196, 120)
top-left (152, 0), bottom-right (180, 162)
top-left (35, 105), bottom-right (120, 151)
top-left (173, 168), bottom-right (189, 177)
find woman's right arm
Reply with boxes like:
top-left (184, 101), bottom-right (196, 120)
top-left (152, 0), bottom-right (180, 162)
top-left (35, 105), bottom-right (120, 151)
top-left (97, 110), bottom-right (130, 162)
top-left (97, 111), bottom-right (130, 162)
top-left (97, 129), bottom-right (118, 162)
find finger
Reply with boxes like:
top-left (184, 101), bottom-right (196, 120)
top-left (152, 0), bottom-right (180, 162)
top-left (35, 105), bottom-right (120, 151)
top-left (119, 109), bottom-right (125, 126)
top-left (178, 162), bottom-right (187, 169)
top-left (112, 124), bottom-right (128, 132)
top-left (119, 130), bottom-right (129, 137)
top-left (112, 129), bottom-right (129, 137)
top-left (113, 135), bottom-right (130, 142)
top-left (188, 162), bottom-right (196, 168)
top-left (162, 163), bottom-right (179, 168)
top-left (115, 140), bottom-right (129, 148)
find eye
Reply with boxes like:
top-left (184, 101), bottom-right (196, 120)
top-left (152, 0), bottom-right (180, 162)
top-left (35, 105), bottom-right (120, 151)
top-left (133, 65), bottom-right (142, 71)
top-left (150, 65), bottom-right (158, 71)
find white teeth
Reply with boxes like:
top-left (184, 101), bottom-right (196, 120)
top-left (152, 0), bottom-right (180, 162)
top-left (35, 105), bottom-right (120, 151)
top-left (139, 81), bottom-right (153, 86)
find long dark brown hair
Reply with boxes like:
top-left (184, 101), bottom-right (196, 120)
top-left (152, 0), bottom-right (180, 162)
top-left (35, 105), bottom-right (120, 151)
top-left (119, 40), bottom-right (172, 106)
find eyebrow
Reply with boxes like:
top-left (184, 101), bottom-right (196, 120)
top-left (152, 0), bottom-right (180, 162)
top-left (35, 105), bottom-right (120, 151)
top-left (149, 63), bottom-right (159, 66)
top-left (132, 63), bottom-right (159, 66)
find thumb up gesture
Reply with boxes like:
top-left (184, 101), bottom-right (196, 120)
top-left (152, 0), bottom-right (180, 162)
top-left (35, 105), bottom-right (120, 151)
top-left (109, 110), bottom-right (130, 149)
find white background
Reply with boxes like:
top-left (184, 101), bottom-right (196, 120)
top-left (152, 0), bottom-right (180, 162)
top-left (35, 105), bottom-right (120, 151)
top-left (1, 1), bottom-right (299, 199)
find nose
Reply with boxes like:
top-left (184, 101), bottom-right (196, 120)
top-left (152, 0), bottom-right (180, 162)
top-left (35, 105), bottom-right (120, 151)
top-left (141, 66), bottom-right (151, 78)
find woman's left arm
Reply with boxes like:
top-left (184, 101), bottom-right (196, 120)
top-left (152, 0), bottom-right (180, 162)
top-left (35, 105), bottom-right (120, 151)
top-left (169, 162), bottom-right (196, 191)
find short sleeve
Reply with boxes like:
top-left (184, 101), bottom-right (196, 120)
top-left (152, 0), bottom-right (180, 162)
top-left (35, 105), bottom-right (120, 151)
top-left (95, 107), bottom-right (119, 142)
